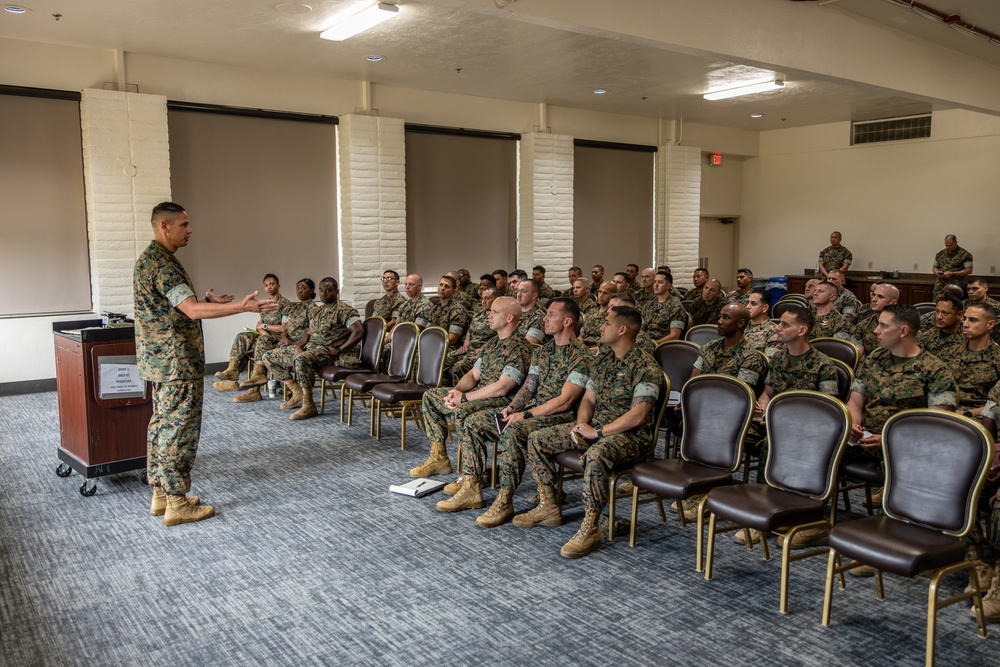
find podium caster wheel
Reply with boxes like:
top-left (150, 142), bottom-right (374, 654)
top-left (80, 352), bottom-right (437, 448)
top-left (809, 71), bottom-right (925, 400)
top-left (56, 464), bottom-right (72, 478)
top-left (80, 481), bottom-right (97, 497)
top-left (140, 470), bottom-right (149, 485)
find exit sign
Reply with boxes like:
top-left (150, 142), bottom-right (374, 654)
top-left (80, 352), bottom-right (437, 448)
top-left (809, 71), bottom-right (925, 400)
top-left (708, 153), bottom-right (723, 166)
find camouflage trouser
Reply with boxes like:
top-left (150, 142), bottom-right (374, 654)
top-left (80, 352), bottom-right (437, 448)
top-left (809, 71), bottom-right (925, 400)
top-left (147, 379), bottom-right (204, 496)
top-left (527, 423), bottom-right (647, 512)
top-left (419, 387), bottom-right (510, 459)
top-left (230, 331), bottom-right (280, 364)
top-left (445, 347), bottom-right (481, 378)
top-left (462, 411), bottom-right (573, 489)
top-left (264, 345), bottom-right (358, 388)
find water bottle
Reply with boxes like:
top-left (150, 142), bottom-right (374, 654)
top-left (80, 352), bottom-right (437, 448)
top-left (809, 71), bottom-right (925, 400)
top-left (267, 379), bottom-right (277, 399)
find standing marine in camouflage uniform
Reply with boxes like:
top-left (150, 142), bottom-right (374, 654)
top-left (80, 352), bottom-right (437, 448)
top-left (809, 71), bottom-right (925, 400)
top-left (818, 231), bottom-right (852, 278)
top-left (847, 304), bottom-right (957, 465)
top-left (948, 303), bottom-right (1000, 417)
top-left (838, 283), bottom-right (899, 356)
top-left (691, 303), bottom-right (767, 390)
top-left (726, 268), bottom-right (753, 305)
top-left (932, 235), bottom-right (974, 299)
top-left (743, 289), bottom-right (780, 358)
top-left (643, 271), bottom-right (687, 344)
top-left (428, 274), bottom-right (471, 347)
top-left (412, 297), bottom-right (531, 486)
top-left (446, 287), bottom-right (499, 382)
top-left (135, 202), bottom-right (277, 526)
top-left (213, 273), bottom-right (291, 391)
top-left (514, 279), bottom-right (549, 345)
top-left (685, 279), bottom-right (730, 326)
top-left (439, 298), bottom-right (591, 522)
top-left (515, 305), bottom-right (662, 559)
top-left (263, 277), bottom-right (362, 421)
top-left (917, 294), bottom-right (964, 358)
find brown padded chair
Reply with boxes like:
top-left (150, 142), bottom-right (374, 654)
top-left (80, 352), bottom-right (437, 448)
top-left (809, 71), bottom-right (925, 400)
top-left (777, 294), bottom-right (810, 308)
top-left (828, 357), bottom-right (854, 403)
top-left (342, 322), bottom-right (418, 431)
top-left (370, 327), bottom-right (449, 450)
top-left (684, 324), bottom-right (721, 346)
top-left (653, 340), bottom-right (700, 457)
top-left (822, 410), bottom-right (992, 667)
top-left (318, 316), bottom-right (385, 421)
top-left (770, 300), bottom-right (801, 320)
top-left (811, 337), bottom-right (861, 371)
top-left (554, 373), bottom-right (669, 542)
top-left (913, 302), bottom-right (936, 318)
top-left (704, 390), bottom-right (850, 614)
top-left (628, 374), bottom-right (755, 571)
top-left (364, 299), bottom-right (377, 319)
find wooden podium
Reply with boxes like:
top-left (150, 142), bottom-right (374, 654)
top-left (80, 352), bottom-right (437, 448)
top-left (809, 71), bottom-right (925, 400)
top-left (53, 319), bottom-right (152, 496)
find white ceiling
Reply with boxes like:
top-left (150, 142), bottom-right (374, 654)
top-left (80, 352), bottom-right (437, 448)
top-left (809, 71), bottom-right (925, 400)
top-left (1, 0), bottom-right (999, 131)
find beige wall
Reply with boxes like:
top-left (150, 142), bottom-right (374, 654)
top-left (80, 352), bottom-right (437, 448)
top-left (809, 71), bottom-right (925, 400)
top-left (739, 109), bottom-right (1000, 279)
top-left (701, 155), bottom-right (743, 218)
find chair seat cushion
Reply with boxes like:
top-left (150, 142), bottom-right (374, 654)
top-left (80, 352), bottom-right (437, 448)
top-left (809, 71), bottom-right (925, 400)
top-left (555, 449), bottom-right (587, 473)
top-left (706, 484), bottom-right (826, 532)
top-left (371, 383), bottom-right (429, 403)
top-left (840, 460), bottom-right (884, 485)
top-left (829, 515), bottom-right (966, 577)
top-left (320, 364), bottom-right (369, 382)
top-left (630, 459), bottom-right (735, 499)
top-left (344, 373), bottom-right (403, 392)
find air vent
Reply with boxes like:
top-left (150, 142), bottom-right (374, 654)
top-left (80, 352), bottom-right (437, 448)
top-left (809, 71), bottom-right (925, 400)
top-left (851, 114), bottom-right (931, 145)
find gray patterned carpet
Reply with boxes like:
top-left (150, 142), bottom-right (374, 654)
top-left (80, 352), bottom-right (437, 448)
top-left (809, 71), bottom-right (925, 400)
top-left (0, 380), bottom-right (995, 666)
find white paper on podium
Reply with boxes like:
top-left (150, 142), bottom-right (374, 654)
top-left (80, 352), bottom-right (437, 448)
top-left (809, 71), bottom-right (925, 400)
top-left (98, 357), bottom-right (146, 399)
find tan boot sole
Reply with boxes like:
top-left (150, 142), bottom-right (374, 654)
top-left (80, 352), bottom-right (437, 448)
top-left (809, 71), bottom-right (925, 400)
top-left (290, 405), bottom-right (318, 420)
top-left (409, 459), bottom-right (453, 478)
top-left (512, 513), bottom-right (562, 528)
top-left (560, 535), bottom-right (601, 559)
top-left (162, 504), bottom-right (215, 526)
top-left (435, 495), bottom-right (484, 512)
top-left (150, 495), bottom-right (200, 516)
top-left (239, 375), bottom-right (268, 389)
top-left (476, 505), bottom-right (514, 528)
top-left (213, 380), bottom-right (241, 392)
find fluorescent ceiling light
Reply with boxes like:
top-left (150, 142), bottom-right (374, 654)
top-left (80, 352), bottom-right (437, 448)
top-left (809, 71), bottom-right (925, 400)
top-left (703, 79), bottom-right (784, 101)
top-left (320, 2), bottom-right (397, 41)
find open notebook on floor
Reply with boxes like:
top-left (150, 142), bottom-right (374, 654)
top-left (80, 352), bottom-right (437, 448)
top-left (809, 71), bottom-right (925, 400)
top-left (390, 478), bottom-right (446, 498)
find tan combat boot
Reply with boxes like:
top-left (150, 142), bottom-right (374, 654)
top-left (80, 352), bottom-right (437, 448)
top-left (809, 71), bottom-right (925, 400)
top-left (512, 486), bottom-right (563, 528)
top-left (239, 362), bottom-right (268, 389)
top-left (279, 380), bottom-right (303, 410)
top-left (149, 486), bottom-right (199, 516)
top-left (409, 442), bottom-right (453, 478)
top-left (972, 562), bottom-right (1000, 622)
top-left (560, 508), bottom-right (602, 559)
top-left (234, 387), bottom-right (262, 403)
top-left (965, 560), bottom-right (995, 595)
top-left (777, 525), bottom-right (830, 549)
top-left (443, 475), bottom-right (465, 495)
top-left (476, 488), bottom-right (514, 528)
top-left (435, 477), bottom-right (484, 512)
top-left (162, 494), bottom-right (214, 526)
top-left (213, 380), bottom-right (240, 392)
top-left (291, 386), bottom-right (318, 420)
top-left (214, 357), bottom-right (240, 381)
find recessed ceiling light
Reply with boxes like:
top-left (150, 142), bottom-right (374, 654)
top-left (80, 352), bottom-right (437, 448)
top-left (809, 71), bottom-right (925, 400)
top-left (3, 5), bottom-right (30, 13)
top-left (273, 3), bottom-right (312, 14)
top-left (750, 113), bottom-right (764, 118)
top-left (366, 55), bottom-right (383, 61)
top-left (593, 89), bottom-right (607, 95)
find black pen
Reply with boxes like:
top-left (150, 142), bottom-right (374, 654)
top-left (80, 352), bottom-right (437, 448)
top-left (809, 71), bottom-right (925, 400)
top-left (415, 481), bottom-right (425, 488)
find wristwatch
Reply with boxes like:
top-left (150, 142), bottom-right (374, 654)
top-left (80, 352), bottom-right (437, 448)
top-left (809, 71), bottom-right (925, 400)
top-left (262, 323), bottom-right (268, 331)
top-left (524, 410), bottom-right (533, 419)
top-left (461, 393), bottom-right (468, 403)
top-left (963, 408), bottom-right (973, 418)
top-left (595, 425), bottom-right (604, 438)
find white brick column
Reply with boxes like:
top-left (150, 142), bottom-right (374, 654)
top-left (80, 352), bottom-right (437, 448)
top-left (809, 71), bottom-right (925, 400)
top-left (337, 114), bottom-right (406, 308)
top-left (518, 133), bottom-right (574, 288)
top-left (656, 145), bottom-right (701, 281)
top-left (80, 89), bottom-right (171, 315)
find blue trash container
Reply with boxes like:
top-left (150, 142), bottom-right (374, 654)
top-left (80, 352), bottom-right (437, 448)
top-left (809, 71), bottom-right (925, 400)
top-left (765, 277), bottom-right (788, 304)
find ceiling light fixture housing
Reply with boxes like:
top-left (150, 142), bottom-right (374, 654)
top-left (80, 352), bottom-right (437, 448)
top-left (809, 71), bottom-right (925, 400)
top-left (320, 2), bottom-right (398, 41)
top-left (366, 55), bottom-right (383, 61)
top-left (3, 5), bottom-right (30, 13)
top-left (704, 79), bottom-right (784, 101)
top-left (750, 113), bottom-right (764, 118)
top-left (593, 89), bottom-right (607, 94)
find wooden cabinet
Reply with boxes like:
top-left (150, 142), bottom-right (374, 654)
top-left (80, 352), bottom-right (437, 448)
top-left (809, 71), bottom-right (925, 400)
top-left (786, 274), bottom-right (943, 306)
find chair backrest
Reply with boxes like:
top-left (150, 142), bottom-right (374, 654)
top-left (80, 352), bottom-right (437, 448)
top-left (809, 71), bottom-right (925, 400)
top-left (653, 340), bottom-right (700, 397)
top-left (882, 410), bottom-right (992, 535)
top-left (764, 390), bottom-right (850, 500)
top-left (364, 299), bottom-right (377, 319)
top-left (359, 317), bottom-right (386, 370)
top-left (811, 337), bottom-right (861, 371)
top-left (415, 326), bottom-right (449, 388)
top-left (387, 322), bottom-right (419, 380)
top-left (679, 374), bottom-right (755, 471)
top-left (771, 300), bottom-right (801, 320)
top-left (685, 324), bottom-right (721, 346)
top-left (913, 302), bottom-right (936, 318)
top-left (827, 357), bottom-right (854, 402)
top-left (777, 294), bottom-right (810, 308)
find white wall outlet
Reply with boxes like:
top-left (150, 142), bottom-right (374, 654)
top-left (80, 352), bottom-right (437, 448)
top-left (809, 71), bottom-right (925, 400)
top-left (991, 266), bottom-right (996, 274)
top-left (912, 263), bottom-right (919, 270)
top-left (867, 261), bottom-right (873, 269)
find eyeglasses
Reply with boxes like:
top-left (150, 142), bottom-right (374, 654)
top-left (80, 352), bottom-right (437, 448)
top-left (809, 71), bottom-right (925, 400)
top-left (380, 277), bottom-right (398, 282)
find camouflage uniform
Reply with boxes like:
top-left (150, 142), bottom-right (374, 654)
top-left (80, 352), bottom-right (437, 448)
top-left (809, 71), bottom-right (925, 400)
top-left (838, 309), bottom-right (879, 354)
top-left (227, 294), bottom-right (292, 365)
top-left (643, 297), bottom-right (687, 342)
top-left (850, 348), bottom-right (956, 434)
top-left (682, 287), bottom-right (700, 304)
top-left (726, 289), bottom-right (751, 306)
top-left (694, 337), bottom-right (767, 389)
top-left (526, 344), bottom-right (662, 512)
top-left (451, 288), bottom-right (477, 313)
top-left (516, 305), bottom-right (549, 344)
top-left (281, 301), bottom-right (316, 343)
top-left (932, 245), bottom-right (974, 297)
top-left (446, 308), bottom-right (497, 379)
top-left (419, 333), bottom-right (532, 451)
top-left (917, 325), bottom-right (963, 358)
top-left (460, 337), bottom-right (591, 483)
top-left (393, 295), bottom-right (433, 329)
top-left (811, 308), bottom-right (847, 340)
top-left (577, 298), bottom-right (598, 316)
top-left (635, 330), bottom-right (657, 356)
top-left (951, 341), bottom-right (1000, 409)
top-left (372, 291), bottom-right (406, 323)
top-left (459, 281), bottom-right (480, 302)
top-left (428, 299), bottom-right (471, 343)
top-left (581, 308), bottom-right (609, 348)
top-left (134, 240), bottom-right (206, 496)
top-left (537, 280), bottom-right (557, 305)
top-left (819, 245), bottom-right (853, 274)
top-left (634, 289), bottom-right (656, 310)
top-left (833, 288), bottom-right (861, 322)
top-left (685, 295), bottom-right (729, 326)
top-left (744, 319), bottom-right (780, 358)
top-left (263, 300), bottom-right (361, 388)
